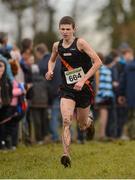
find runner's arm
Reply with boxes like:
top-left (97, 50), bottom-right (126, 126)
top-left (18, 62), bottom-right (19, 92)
top-left (77, 38), bottom-right (102, 83)
top-left (48, 42), bottom-right (59, 72)
top-left (46, 42), bottom-right (59, 80)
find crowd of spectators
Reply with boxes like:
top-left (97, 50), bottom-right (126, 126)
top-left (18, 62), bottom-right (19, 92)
top-left (0, 31), bottom-right (135, 150)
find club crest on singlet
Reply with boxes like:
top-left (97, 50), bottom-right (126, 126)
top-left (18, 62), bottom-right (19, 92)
top-left (64, 67), bottom-right (85, 84)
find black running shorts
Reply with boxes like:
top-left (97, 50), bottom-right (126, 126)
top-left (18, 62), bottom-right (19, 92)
top-left (59, 84), bottom-right (93, 108)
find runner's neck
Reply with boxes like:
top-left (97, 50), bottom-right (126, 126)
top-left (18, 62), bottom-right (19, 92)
top-left (63, 37), bottom-right (75, 48)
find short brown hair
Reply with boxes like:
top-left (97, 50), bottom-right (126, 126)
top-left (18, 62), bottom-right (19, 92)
top-left (59, 16), bottom-right (75, 28)
top-left (35, 43), bottom-right (48, 55)
top-left (21, 38), bottom-right (33, 53)
top-left (121, 48), bottom-right (134, 55)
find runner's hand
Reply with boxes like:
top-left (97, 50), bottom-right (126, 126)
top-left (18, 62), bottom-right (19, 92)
top-left (73, 80), bottom-right (84, 91)
top-left (45, 71), bottom-right (54, 80)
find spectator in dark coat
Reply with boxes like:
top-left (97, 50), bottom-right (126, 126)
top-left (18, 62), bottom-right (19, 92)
top-left (118, 56), bottom-right (135, 139)
top-left (19, 38), bottom-right (33, 145)
top-left (26, 63), bottom-right (49, 144)
top-left (35, 43), bottom-right (62, 142)
top-left (114, 48), bottom-right (134, 138)
top-left (0, 55), bottom-right (12, 149)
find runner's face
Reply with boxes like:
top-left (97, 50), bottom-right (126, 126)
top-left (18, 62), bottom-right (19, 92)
top-left (59, 24), bottom-right (75, 40)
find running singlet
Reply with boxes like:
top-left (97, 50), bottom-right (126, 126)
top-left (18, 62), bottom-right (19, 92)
top-left (58, 38), bottom-right (93, 89)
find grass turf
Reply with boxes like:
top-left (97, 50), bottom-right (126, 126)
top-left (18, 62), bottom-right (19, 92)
top-left (0, 140), bottom-right (135, 179)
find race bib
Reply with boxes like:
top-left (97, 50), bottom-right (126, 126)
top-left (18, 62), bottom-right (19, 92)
top-left (64, 67), bottom-right (85, 84)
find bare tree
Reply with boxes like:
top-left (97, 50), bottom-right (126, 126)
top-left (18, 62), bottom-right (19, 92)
top-left (2, 0), bottom-right (34, 45)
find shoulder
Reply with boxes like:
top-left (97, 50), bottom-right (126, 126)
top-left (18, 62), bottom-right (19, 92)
top-left (53, 41), bottom-right (59, 47)
top-left (52, 41), bottom-right (59, 52)
top-left (77, 38), bottom-right (86, 44)
top-left (77, 38), bottom-right (91, 51)
top-left (126, 60), bottom-right (135, 70)
top-left (77, 38), bottom-right (89, 45)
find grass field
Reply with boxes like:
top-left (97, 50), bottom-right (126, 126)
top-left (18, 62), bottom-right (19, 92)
top-left (0, 140), bottom-right (135, 179)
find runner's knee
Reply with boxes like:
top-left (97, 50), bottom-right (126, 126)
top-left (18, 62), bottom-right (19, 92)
top-left (63, 114), bottom-right (72, 127)
top-left (77, 118), bottom-right (88, 130)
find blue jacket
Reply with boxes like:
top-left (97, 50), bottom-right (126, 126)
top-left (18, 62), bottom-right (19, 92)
top-left (119, 60), bottom-right (135, 107)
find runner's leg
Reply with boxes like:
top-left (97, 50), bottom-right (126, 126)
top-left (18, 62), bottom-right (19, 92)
top-left (76, 106), bottom-right (90, 131)
top-left (60, 98), bottom-right (75, 156)
top-left (77, 106), bottom-right (95, 140)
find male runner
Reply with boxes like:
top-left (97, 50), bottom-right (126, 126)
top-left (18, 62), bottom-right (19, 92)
top-left (46, 16), bottom-right (102, 168)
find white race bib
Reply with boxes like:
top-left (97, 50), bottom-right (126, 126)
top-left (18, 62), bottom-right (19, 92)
top-left (64, 67), bottom-right (85, 84)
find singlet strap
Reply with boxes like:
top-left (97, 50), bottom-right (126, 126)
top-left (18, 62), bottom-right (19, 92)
top-left (58, 38), bottom-right (78, 50)
top-left (58, 39), bottom-right (63, 50)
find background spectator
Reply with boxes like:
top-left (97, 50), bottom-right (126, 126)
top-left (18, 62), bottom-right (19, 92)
top-left (35, 43), bottom-right (62, 142)
top-left (118, 52), bottom-right (135, 139)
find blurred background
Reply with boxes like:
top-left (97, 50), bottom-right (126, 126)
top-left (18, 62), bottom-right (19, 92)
top-left (1, 0), bottom-right (135, 53)
top-left (0, 0), bottom-right (135, 150)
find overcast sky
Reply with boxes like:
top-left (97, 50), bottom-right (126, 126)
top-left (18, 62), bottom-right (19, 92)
top-left (0, 0), bottom-right (110, 53)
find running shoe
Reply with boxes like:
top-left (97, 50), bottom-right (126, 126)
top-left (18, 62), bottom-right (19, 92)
top-left (60, 155), bottom-right (71, 168)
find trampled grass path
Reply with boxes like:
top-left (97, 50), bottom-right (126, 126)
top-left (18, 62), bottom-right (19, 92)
top-left (0, 140), bottom-right (135, 179)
